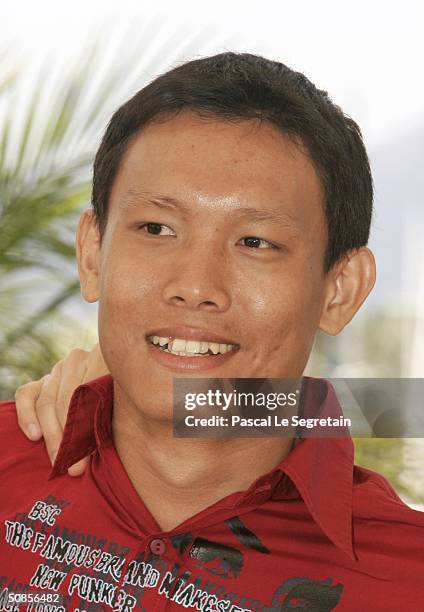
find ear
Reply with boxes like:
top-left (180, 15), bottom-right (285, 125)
top-left (76, 209), bottom-right (101, 303)
top-left (319, 247), bottom-right (376, 336)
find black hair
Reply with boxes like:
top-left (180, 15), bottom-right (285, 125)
top-left (92, 52), bottom-right (373, 270)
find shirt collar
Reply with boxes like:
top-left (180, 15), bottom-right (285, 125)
top-left (277, 431), bottom-right (355, 561)
top-left (278, 378), bottom-right (355, 560)
top-left (50, 374), bottom-right (114, 478)
top-left (51, 374), bottom-right (354, 560)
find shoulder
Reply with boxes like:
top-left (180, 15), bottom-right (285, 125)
top-left (353, 462), bottom-right (424, 535)
top-left (351, 463), bottom-right (424, 580)
top-left (0, 399), bottom-right (25, 442)
top-left (0, 400), bottom-right (35, 453)
top-left (0, 400), bottom-right (50, 501)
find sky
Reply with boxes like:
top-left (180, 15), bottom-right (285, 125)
top-left (2, 0), bottom-right (424, 149)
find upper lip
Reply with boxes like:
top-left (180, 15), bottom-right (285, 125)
top-left (145, 325), bottom-right (239, 346)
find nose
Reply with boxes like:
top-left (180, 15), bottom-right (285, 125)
top-left (162, 249), bottom-right (231, 313)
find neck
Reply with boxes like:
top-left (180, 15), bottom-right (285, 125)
top-left (112, 384), bottom-right (294, 532)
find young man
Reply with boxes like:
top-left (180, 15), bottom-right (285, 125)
top-left (1, 52), bottom-right (422, 611)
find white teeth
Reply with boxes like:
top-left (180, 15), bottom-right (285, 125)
top-left (148, 335), bottom-right (236, 356)
top-left (200, 342), bottom-right (209, 354)
top-left (209, 342), bottom-right (220, 355)
top-left (171, 338), bottom-right (186, 352)
top-left (186, 340), bottom-right (200, 354)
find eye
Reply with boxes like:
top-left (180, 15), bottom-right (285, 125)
top-left (139, 222), bottom-right (176, 236)
top-left (239, 236), bottom-right (277, 249)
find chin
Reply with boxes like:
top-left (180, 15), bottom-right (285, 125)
top-left (112, 367), bottom-right (173, 418)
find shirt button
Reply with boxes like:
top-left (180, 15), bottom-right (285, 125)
top-left (150, 538), bottom-right (167, 555)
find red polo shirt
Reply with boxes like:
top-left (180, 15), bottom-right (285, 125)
top-left (0, 375), bottom-right (423, 612)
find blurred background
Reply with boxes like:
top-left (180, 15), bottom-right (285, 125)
top-left (1, 0), bottom-right (423, 507)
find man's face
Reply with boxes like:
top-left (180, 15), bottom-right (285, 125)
top-left (93, 112), bottom-right (330, 419)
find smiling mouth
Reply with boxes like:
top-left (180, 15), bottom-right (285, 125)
top-left (146, 335), bottom-right (238, 357)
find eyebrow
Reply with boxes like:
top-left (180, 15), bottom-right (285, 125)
top-left (120, 188), bottom-right (299, 227)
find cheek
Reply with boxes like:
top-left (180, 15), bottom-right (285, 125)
top-left (239, 268), bottom-right (325, 355)
top-left (97, 244), bottom-right (161, 348)
top-left (100, 239), bottom-right (160, 305)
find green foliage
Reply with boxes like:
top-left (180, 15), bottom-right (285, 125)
top-left (0, 47), bottom-right (136, 397)
top-left (309, 323), bottom-right (424, 506)
top-left (353, 438), bottom-right (409, 496)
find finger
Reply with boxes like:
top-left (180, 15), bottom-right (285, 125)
top-left (83, 342), bottom-right (109, 382)
top-left (35, 365), bottom-right (64, 464)
top-left (55, 348), bottom-right (89, 430)
top-left (15, 380), bottom-right (43, 440)
top-left (67, 456), bottom-right (90, 477)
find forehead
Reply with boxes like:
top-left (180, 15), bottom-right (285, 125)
top-left (109, 111), bottom-right (325, 226)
